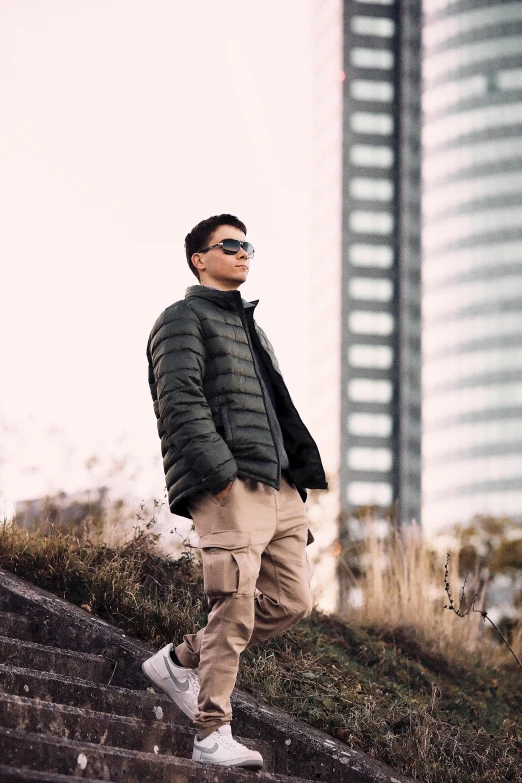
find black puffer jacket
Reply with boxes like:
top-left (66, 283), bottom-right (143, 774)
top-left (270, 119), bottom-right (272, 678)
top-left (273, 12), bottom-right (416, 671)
top-left (146, 285), bottom-right (328, 519)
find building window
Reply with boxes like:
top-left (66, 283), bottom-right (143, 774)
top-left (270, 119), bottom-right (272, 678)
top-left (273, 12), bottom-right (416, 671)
top-left (423, 382), bottom-right (522, 426)
top-left (350, 79), bottom-right (394, 102)
top-left (349, 243), bottom-right (394, 268)
top-left (423, 347), bottom-right (522, 393)
top-left (498, 67), bottom-right (522, 91)
top-left (355, 0), bottom-right (394, 6)
top-left (350, 177), bottom-right (394, 202)
top-left (424, 5), bottom-right (522, 51)
top-left (351, 48), bottom-right (394, 70)
top-left (350, 210), bottom-right (394, 235)
top-left (350, 311), bottom-right (394, 335)
top-left (423, 312), bottom-right (522, 357)
top-left (350, 144), bottom-right (394, 168)
top-left (348, 378), bottom-right (393, 403)
top-left (423, 418), bottom-right (522, 461)
top-left (349, 277), bottom-right (393, 301)
top-left (424, 171), bottom-right (522, 219)
top-left (348, 412), bottom-right (393, 437)
top-left (351, 112), bottom-right (394, 135)
top-left (348, 481), bottom-right (393, 506)
top-left (424, 138), bottom-right (522, 185)
top-left (348, 447), bottom-right (393, 472)
top-left (423, 240), bottom-right (522, 286)
top-left (424, 35), bottom-right (522, 83)
top-left (423, 274), bottom-right (522, 321)
top-left (349, 344), bottom-right (394, 369)
top-left (424, 206), bottom-right (522, 251)
top-left (424, 102), bottom-right (522, 150)
top-left (423, 74), bottom-right (487, 116)
top-left (351, 15), bottom-right (395, 38)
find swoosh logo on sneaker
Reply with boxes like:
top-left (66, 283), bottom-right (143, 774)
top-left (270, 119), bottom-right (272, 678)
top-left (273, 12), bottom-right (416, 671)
top-left (163, 655), bottom-right (190, 692)
top-left (194, 742), bottom-right (219, 754)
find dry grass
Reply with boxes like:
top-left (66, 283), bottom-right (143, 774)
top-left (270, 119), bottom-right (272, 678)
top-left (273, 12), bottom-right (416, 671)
top-left (340, 514), bottom-right (522, 671)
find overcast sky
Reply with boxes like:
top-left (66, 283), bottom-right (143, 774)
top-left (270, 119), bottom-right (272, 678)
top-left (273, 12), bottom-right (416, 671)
top-left (1, 0), bottom-right (320, 521)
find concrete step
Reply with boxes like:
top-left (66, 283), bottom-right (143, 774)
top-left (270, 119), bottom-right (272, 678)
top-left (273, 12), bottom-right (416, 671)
top-left (0, 613), bottom-right (33, 643)
top-left (0, 663), bottom-right (190, 726)
top-left (0, 692), bottom-right (275, 772)
top-left (0, 636), bottom-right (113, 684)
top-left (0, 727), bottom-right (316, 783)
top-left (0, 766), bottom-right (106, 782)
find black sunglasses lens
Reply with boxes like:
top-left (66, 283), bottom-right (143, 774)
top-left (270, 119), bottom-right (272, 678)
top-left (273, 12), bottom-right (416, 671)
top-left (243, 242), bottom-right (254, 257)
top-left (222, 239), bottom-right (241, 254)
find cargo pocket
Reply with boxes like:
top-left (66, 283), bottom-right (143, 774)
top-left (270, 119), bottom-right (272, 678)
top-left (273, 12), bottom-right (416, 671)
top-left (199, 531), bottom-right (251, 597)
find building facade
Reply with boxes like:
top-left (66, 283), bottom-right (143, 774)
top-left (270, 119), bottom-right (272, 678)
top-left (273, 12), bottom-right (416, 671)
top-left (422, 0), bottom-right (522, 531)
top-left (340, 0), bottom-right (423, 529)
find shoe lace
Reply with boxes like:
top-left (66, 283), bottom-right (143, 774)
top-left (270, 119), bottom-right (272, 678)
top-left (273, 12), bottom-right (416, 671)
top-left (217, 734), bottom-right (243, 751)
top-left (187, 668), bottom-right (200, 695)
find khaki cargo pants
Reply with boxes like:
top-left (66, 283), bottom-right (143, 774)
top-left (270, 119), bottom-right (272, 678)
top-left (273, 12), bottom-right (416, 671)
top-left (174, 473), bottom-right (313, 737)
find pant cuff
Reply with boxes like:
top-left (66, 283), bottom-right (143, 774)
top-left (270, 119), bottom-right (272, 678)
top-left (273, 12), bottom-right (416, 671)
top-left (197, 721), bottom-right (230, 740)
top-left (174, 642), bottom-right (199, 669)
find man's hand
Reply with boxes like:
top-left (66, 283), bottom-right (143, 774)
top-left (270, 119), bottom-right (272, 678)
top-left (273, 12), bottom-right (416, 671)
top-left (214, 480), bottom-right (235, 503)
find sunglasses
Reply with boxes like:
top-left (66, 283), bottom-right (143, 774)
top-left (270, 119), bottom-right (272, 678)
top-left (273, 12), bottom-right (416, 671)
top-left (198, 238), bottom-right (255, 259)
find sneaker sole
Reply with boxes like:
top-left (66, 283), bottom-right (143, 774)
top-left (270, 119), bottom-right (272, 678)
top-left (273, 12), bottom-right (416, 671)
top-left (141, 659), bottom-right (196, 721)
top-left (192, 756), bottom-right (264, 770)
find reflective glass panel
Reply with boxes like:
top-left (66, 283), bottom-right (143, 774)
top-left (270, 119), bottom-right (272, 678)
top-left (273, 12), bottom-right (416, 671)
top-left (498, 68), bottom-right (522, 91)
top-left (351, 112), bottom-right (394, 135)
top-left (424, 4), bottom-right (522, 50)
top-left (423, 241), bottom-right (522, 285)
top-left (350, 310), bottom-right (394, 335)
top-left (350, 177), bottom-right (394, 201)
top-left (423, 382), bottom-right (522, 425)
top-left (349, 277), bottom-right (393, 301)
top-left (423, 418), bottom-right (522, 460)
top-left (423, 275), bottom-right (522, 321)
top-left (350, 144), bottom-right (394, 167)
top-left (349, 243), bottom-right (394, 267)
top-left (424, 206), bottom-right (522, 252)
top-left (349, 412), bottom-right (393, 436)
top-left (424, 36), bottom-right (522, 82)
top-left (423, 74), bottom-right (487, 116)
top-left (422, 491), bottom-right (522, 531)
top-left (424, 102), bottom-right (522, 150)
top-left (349, 344), bottom-right (394, 369)
top-left (350, 79), bottom-right (394, 102)
top-left (348, 447), bottom-right (393, 471)
top-left (351, 16), bottom-right (395, 37)
top-left (350, 210), bottom-right (394, 235)
top-left (423, 312), bottom-right (522, 357)
top-left (424, 138), bottom-right (522, 185)
top-left (423, 347), bottom-right (522, 393)
top-left (423, 453), bottom-right (522, 495)
top-left (424, 171), bottom-right (522, 218)
top-left (349, 378), bottom-right (393, 403)
top-left (351, 48), bottom-right (394, 70)
top-left (348, 481), bottom-right (393, 506)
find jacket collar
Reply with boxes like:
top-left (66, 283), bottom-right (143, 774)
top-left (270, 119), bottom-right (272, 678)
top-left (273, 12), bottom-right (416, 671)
top-left (185, 284), bottom-right (259, 313)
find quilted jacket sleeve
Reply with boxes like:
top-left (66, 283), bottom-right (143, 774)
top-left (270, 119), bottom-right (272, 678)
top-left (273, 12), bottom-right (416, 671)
top-left (147, 303), bottom-right (238, 493)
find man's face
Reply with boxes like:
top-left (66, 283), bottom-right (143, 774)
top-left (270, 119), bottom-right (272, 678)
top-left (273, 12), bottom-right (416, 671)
top-left (192, 224), bottom-right (250, 291)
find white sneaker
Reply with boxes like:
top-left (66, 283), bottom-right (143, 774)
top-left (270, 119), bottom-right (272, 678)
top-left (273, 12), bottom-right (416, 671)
top-left (142, 643), bottom-right (199, 721)
top-left (192, 724), bottom-right (263, 769)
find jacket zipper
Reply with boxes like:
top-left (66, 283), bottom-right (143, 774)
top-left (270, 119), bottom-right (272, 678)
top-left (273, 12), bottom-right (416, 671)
top-left (237, 304), bottom-right (281, 485)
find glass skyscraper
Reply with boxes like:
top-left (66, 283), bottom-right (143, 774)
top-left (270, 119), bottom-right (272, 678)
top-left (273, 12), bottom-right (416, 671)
top-left (422, 0), bottom-right (522, 530)
top-left (340, 0), bottom-right (423, 528)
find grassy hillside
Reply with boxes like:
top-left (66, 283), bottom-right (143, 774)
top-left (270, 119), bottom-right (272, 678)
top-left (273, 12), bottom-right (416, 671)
top-left (0, 515), bottom-right (520, 783)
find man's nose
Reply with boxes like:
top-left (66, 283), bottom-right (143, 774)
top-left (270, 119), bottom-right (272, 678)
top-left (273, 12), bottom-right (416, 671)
top-left (237, 245), bottom-right (248, 260)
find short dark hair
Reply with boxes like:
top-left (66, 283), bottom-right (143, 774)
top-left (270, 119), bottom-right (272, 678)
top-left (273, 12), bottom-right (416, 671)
top-left (185, 214), bottom-right (247, 282)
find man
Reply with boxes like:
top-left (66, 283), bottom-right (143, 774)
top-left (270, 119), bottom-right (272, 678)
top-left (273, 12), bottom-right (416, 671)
top-left (142, 214), bottom-right (328, 769)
